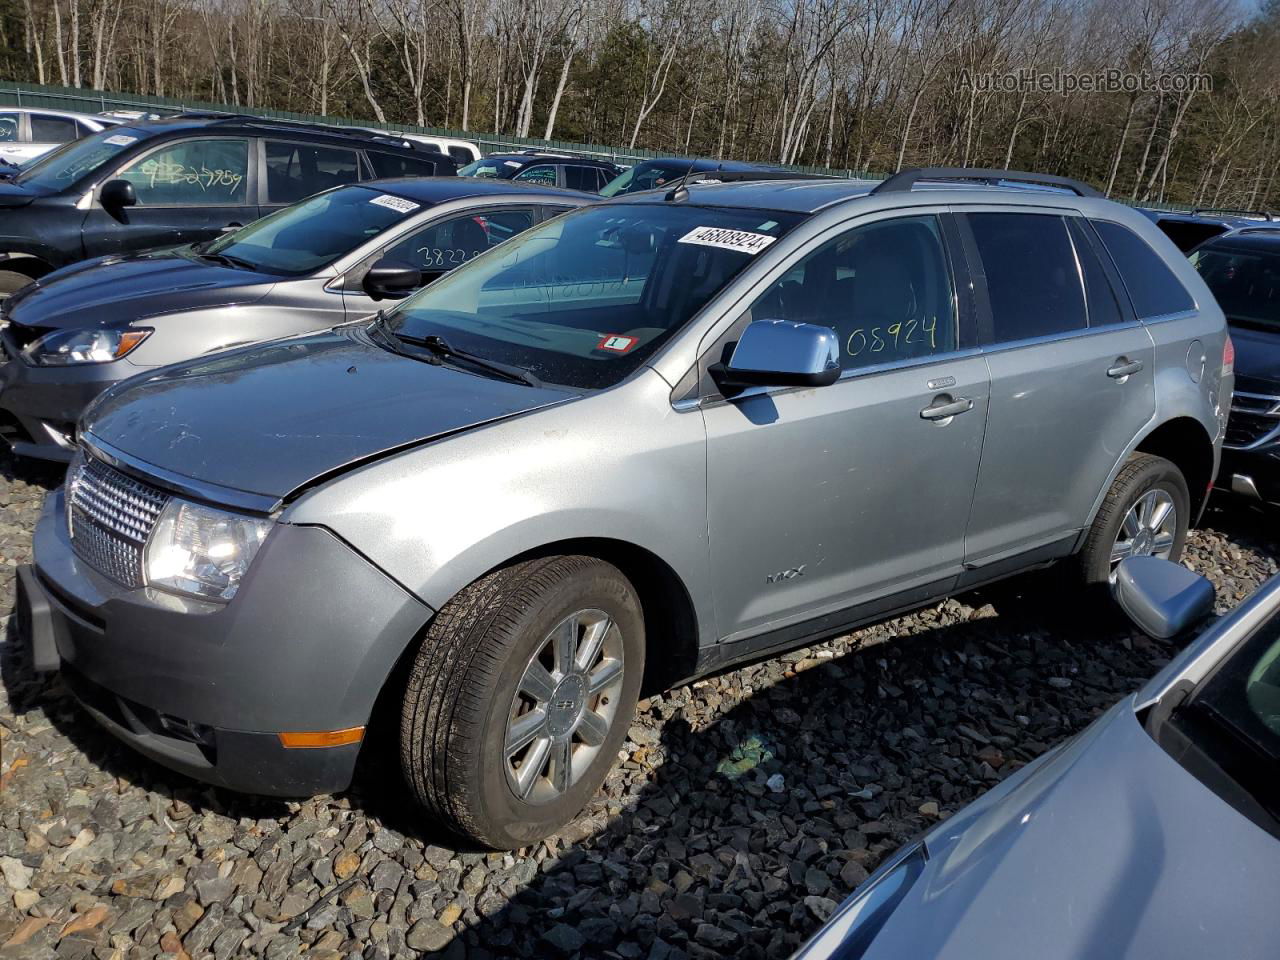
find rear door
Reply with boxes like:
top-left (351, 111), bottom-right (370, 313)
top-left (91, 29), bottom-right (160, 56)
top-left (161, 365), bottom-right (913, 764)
top-left (81, 136), bottom-right (257, 257)
top-left (702, 211), bottom-right (989, 642)
top-left (958, 209), bottom-right (1155, 579)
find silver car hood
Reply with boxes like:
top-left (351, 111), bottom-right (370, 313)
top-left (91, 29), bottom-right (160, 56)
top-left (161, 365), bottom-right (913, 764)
top-left (82, 327), bottom-right (577, 506)
top-left (859, 700), bottom-right (1280, 959)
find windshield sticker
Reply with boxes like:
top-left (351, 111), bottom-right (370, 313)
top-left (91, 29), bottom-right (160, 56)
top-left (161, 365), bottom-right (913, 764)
top-left (504, 160), bottom-right (522, 168)
top-left (103, 134), bottom-right (138, 147)
top-left (369, 194), bottom-right (420, 214)
top-left (678, 226), bottom-right (777, 255)
top-left (596, 334), bottom-right (639, 354)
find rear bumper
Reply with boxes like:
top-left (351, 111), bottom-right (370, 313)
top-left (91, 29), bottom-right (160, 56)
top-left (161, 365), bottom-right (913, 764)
top-left (23, 489), bottom-right (434, 796)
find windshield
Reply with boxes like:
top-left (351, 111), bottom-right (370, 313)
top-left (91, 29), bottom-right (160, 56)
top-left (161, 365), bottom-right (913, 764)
top-left (460, 159), bottom-right (507, 178)
top-left (16, 126), bottom-right (143, 190)
top-left (382, 203), bottom-right (804, 389)
top-left (200, 185), bottom-right (425, 276)
top-left (1191, 245), bottom-right (1280, 329)
top-left (1171, 612), bottom-right (1280, 835)
top-left (599, 161), bottom-right (697, 197)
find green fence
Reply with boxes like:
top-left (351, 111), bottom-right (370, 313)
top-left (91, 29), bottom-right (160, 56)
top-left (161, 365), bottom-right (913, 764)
top-left (2, 80), bottom-right (1218, 213)
top-left (0, 80), bottom-right (873, 178)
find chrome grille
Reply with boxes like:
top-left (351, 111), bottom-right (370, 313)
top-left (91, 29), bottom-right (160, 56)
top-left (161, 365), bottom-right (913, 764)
top-left (1224, 392), bottom-right (1280, 450)
top-left (68, 454), bottom-right (168, 587)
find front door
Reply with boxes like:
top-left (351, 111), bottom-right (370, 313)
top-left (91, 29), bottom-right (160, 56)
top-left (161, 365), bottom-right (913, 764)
top-left (958, 211), bottom-right (1157, 568)
top-left (81, 137), bottom-right (257, 258)
top-left (702, 213), bottom-right (989, 643)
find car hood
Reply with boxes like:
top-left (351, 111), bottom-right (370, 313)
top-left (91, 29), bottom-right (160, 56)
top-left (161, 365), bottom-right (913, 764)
top-left (1228, 322), bottom-right (1280, 394)
top-left (0, 179), bottom-right (39, 208)
top-left (858, 700), bottom-right (1280, 960)
top-left (82, 327), bottom-right (577, 504)
top-left (5, 250), bottom-right (275, 330)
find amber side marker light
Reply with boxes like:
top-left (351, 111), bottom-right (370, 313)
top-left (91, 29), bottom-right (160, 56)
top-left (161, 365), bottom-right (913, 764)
top-left (278, 727), bottom-right (365, 749)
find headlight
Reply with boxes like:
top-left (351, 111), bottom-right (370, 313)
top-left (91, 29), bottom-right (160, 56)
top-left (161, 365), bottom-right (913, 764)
top-left (791, 843), bottom-right (927, 960)
top-left (21, 327), bottom-right (151, 365)
top-left (144, 498), bottom-right (272, 601)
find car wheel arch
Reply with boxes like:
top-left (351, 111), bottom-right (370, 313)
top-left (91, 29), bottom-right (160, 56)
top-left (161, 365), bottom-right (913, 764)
top-left (1132, 416), bottom-right (1215, 520)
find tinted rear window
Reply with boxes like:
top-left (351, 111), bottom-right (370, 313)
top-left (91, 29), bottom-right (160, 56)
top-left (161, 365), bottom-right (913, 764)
top-left (1091, 220), bottom-right (1195, 318)
top-left (368, 152), bottom-right (440, 178)
top-left (968, 212), bottom-right (1086, 342)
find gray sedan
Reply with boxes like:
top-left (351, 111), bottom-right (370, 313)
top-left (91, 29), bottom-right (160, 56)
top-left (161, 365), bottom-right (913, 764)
top-left (0, 177), bottom-right (592, 460)
top-left (793, 555), bottom-right (1280, 960)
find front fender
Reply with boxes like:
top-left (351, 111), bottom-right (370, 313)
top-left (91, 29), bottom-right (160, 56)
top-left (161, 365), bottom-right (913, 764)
top-left (284, 369), bottom-right (717, 644)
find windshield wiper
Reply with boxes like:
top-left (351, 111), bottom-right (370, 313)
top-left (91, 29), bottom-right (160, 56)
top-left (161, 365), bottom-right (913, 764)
top-left (199, 251), bottom-right (258, 271)
top-left (399, 332), bottom-right (542, 388)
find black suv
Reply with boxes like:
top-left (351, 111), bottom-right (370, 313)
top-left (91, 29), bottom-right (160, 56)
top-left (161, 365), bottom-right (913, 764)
top-left (458, 151), bottom-right (620, 192)
top-left (1190, 228), bottom-right (1280, 504)
top-left (0, 114), bottom-right (459, 296)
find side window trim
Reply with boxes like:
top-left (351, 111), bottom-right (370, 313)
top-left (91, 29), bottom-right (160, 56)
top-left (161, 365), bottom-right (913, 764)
top-left (690, 209), bottom-right (974, 404)
top-left (102, 135), bottom-right (255, 209)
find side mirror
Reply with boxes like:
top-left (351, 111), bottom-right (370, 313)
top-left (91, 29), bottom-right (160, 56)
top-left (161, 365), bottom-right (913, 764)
top-left (1112, 556), bottom-right (1216, 639)
top-left (99, 179), bottom-right (136, 216)
top-left (363, 258), bottom-right (422, 301)
top-left (711, 320), bottom-right (841, 394)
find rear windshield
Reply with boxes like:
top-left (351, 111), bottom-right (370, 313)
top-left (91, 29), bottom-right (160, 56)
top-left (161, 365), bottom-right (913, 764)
top-left (16, 126), bottom-right (144, 190)
top-left (200, 185), bottom-right (425, 276)
top-left (460, 159), bottom-right (513, 178)
top-left (1191, 244), bottom-right (1280, 330)
top-left (383, 203), bottom-right (804, 390)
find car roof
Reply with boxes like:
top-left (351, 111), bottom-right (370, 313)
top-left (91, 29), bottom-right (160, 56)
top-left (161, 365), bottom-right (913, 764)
top-left (363, 177), bottom-right (595, 203)
top-left (608, 178), bottom-right (880, 212)
top-left (108, 114), bottom-right (432, 152)
top-left (1198, 228), bottom-right (1280, 251)
top-left (483, 153), bottom-right (616, 167)
top-left (638, 157), bottom-right (792, 174)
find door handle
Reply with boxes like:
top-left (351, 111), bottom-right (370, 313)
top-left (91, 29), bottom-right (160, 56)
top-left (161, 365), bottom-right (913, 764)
top-left (920, 396), bottom-right (974, 421)
top-left (220, 222), bottom-right (243, 234)
top-left (1107, 358), bottom-right (1144, 379)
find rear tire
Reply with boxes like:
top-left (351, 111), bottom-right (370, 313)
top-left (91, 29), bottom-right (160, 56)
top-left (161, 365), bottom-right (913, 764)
top-left (1078, 453), bottom-right (1190, 585)
top-left (400, 555), bottom-right (644, 849)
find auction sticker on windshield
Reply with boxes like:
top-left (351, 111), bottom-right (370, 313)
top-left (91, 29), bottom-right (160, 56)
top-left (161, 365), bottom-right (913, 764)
top-left (596, 334), bottom-right (639, 353)
top-left (678, 226), bottom-right (777, 255)
top-left (369, 194), bottom-right (420, 214)
top-left (103, 134), bottom-right (138, 147)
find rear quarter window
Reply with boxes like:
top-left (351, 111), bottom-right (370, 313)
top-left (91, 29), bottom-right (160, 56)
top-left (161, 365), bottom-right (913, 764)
top-left (1091, 219), bottom-right (1196, 318)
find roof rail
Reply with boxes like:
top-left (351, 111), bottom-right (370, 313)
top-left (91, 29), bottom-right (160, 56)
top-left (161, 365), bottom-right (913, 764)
top-left (202, 114), bottom-right (426, 150)
top-left (872, 166), bottom-right (1102, 198)
top-left (1192, 207), bottom-right (1276, 221)
top-left (685, 170), bottom-right (837, 184)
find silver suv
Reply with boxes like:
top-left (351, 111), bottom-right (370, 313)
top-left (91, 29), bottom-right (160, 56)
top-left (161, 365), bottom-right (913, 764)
top-left (20, 168), bottom-right (1232, 849)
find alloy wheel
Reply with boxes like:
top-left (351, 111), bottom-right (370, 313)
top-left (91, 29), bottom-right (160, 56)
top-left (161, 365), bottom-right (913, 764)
top-left (1109, 488), bottom-right (1178, 580)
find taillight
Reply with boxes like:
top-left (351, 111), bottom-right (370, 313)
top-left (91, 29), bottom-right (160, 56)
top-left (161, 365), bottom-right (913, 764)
top-left (1223, 335), bottom-right (1235, 375)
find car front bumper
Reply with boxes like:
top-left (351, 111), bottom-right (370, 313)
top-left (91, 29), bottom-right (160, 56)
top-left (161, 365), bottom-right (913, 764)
top-left (0, 354), bottom-right (132, 461)
top-left (1218, 445), bottom-right (1280, 506)
top-left (22, 489), bottom-right (434, 796)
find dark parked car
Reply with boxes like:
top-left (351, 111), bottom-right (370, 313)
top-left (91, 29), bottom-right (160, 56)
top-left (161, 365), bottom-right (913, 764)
top-left (793, 555), bottom-right (1280, 960)
top-left (1138, 207), bottom-right (1280, 254)
top-left (457, 151), bottom-right (620, 192)
top-left (0, 113), bottom-right (458, 297)
top-left (1190, 229), bottom-right (1280, 504)
top-left (0, 178), bottom-right (589, 460)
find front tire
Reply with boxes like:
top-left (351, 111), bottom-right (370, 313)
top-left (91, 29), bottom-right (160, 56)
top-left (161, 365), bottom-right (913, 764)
top-left (1078, 452), bottom-right (1190, 585)
top-left (400, 555), bottom-right (644, 849)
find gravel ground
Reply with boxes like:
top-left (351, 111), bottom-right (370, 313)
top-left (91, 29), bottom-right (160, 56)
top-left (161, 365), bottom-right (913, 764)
top-left (0, 451), bottom-right (1276, 960)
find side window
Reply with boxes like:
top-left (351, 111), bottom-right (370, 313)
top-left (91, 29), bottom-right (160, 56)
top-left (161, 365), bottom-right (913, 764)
top-left (30, 114), bottom-right (78, 144)
top-left (968, 212), bottom-right (1085, 342)
top-left (564, 165), bottom-right (598, 191)
top-left (115, 138), bottom-right (249, 206)
top-left (447, 146), bottom-right (473, 163)
top-left (1066, 219), bottom-right (1124, 326)
top-left (0, 113), bottom-right (19, 143)
top-left (1091, 219), bottom-right (1196, 318)
top-left (265, 141), bottom-right (360, 204)
top-left (745, 214), bottom-right (958, 371)
top-left (381, 209), bottom-right (536, 274)
top-left (367, 152), bottom-right (438, 179)
top-left (513, 164), bottom-right (558, 186)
